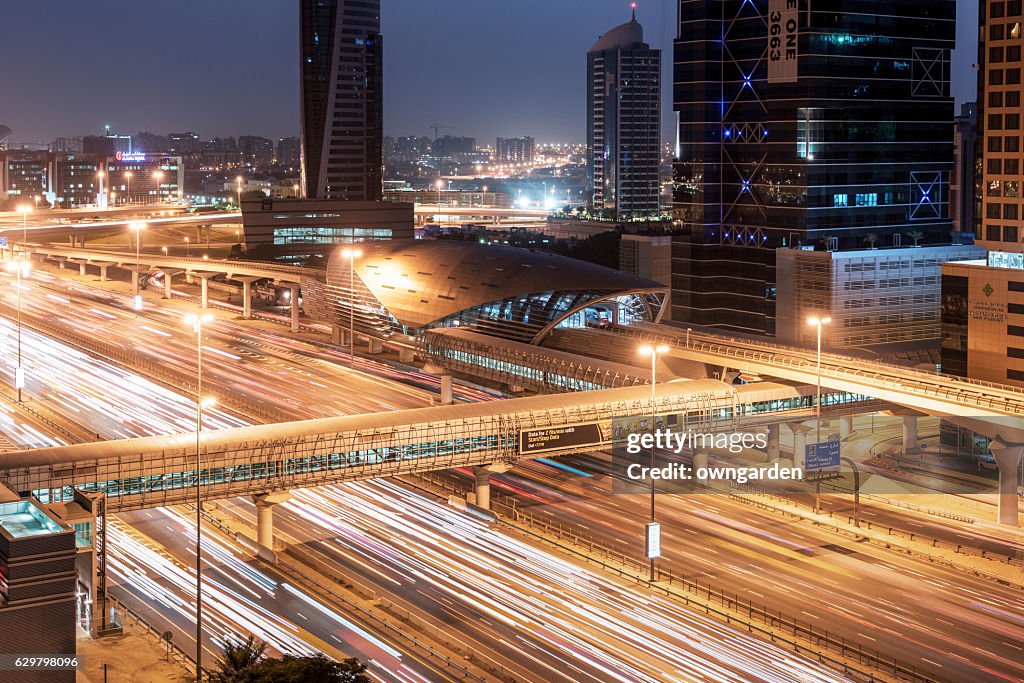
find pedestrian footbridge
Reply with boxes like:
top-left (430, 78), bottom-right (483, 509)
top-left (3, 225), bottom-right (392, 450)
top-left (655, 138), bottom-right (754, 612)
top-left (0, 380), bottom-right (876, 513)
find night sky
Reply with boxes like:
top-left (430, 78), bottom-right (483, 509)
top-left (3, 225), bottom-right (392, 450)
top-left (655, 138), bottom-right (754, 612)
top-left (1, 0), bottom-right (978, 145)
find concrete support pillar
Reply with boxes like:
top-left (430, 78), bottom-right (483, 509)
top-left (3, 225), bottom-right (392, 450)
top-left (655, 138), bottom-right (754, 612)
top-left (440, 374), bottom-right (453, 405)
top-left (163, 272), bottom-right (173, 299)
top-left (903, 416), bottom-right (919, 454)
top-left (990, 441), bottom-right (1023, 526)
top-left (200, 277), bottom-right (209, 309)
top-left (368, 339), bottom-right (383, 354)
top-left (234, 276), bottom-right (260, 320)
top-left (280, 284), bottom-right (300, 332)
top-left (839, 415), bottom-right (854, 439)
top-left (185, 271), bottom-right (194, 284)
top-left (788, 423), bottom-right (812, 467)
top-left (256, 500), bottom-right (274, 550)
top-left (98, 265), bottom-right (109, 282)
top-left (767, 423), bottom-right (780, 462)
top-left (399, 348), bottom-right (415, 363)
top-left (252, 492), bottom-right (292, 551)
top-left (78, 262), bottom-right (86, 276)
top-left (130, 270), bottom-right (139, 293)
top-left (473, 467), bottom-right (491, 510)
top-left (57, 257), bottom-right (66, 270)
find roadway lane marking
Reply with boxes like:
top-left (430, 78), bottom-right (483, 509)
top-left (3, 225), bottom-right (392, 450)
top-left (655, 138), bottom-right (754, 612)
top-left (295, 611), bottom-right (308, 620)
top-left (921, 658), bottom-right (943, 668)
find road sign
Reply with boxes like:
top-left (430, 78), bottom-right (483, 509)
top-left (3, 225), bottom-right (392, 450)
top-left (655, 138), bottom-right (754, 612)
top-left (645, 522), bottom-right (661, 559)
top-left (805, 439), bottom-right (841, 471)
top-left (519, 422), bottom-right (609, 456)
top-left (0, 237), bottom-right (7, 247)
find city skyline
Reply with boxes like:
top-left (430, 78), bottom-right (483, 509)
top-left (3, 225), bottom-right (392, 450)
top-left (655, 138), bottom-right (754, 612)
top-left (2, 0), bottom-right (978, 145)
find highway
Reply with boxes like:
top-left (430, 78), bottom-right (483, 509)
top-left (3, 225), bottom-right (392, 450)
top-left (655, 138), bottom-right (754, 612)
top-left (0, 265), bottom-right (863, 681)
top-left (435, 452), bottom-right (1024, 683)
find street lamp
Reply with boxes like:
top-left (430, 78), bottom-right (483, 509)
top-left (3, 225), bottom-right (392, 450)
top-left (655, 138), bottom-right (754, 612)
top-left (6, 260), bottom-right (30, 402)
top-left (341, 248), bottom-right (361, 368)
top-left (124, 171), bottom-right (133, 206)
top-left (17, 205), bottom-right (30, 247)
top-left (96, 171), bottom-right (105, 209)
top-left (292, 183), bottom-right (300, 198)
top-left (638, 343), bottom-right (669, 581)
top-left (185, 236), bottom-right (190, 258)
top-left (807, 316), bottom-right (831, 513)
top-left (236, 176), bottom-right (243, 209)
top-left (153, 170), bottom-right (164, 205)
top-left (184, 312), bottom-right (215, 683)
top-left (435, 178), bottom-right (444, 209)
top-left (130, 222), bottom-right (146, 311)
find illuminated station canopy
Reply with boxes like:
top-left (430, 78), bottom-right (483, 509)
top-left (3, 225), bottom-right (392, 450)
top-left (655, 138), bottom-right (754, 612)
top-left (303, 240), bottom-right (668, 344)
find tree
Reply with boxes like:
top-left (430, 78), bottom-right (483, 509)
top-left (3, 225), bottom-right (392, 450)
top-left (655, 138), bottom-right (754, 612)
top-left (907, 230), bottom-right (924, 246)
top-left (210, 637), bottom-right (370, 683)
top-left (210, 636), bottom-right (267, 683)
top-left (862, 233), bottom-right (879, 249)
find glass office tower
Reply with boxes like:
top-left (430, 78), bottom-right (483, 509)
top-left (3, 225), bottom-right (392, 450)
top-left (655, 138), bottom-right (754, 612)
top-left (300, 0), bottom-right (383, 201)
top-left (672, 1), bottom-right (956, 335)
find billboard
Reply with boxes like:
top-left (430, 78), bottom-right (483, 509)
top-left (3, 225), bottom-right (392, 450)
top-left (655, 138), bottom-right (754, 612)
top-left (519, 421), bottom-right (612, 456)
top-left (768, 0), bottom-right (799, 83)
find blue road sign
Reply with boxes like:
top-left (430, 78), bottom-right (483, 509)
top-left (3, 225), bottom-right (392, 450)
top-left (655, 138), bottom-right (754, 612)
top-left (0, 237), bottom-right (7, 247)
top-left (805, 439), bottom-right (841, 470)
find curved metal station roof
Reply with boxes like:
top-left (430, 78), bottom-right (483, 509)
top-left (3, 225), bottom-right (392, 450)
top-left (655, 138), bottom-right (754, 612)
top-left (328, 240), bottom-right (666, 329)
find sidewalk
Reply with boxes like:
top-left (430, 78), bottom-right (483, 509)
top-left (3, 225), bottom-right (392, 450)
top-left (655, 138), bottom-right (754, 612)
top-left (76, 622), bottom-right (189, 683)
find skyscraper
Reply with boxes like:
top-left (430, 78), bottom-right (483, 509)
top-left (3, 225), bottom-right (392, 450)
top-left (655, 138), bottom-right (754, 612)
top-left (588, 8), bottom-right (661, 219)
top-left (673, 1), bottom-right (956, 336)
top-left (300, 0), bottom-right (383, 201)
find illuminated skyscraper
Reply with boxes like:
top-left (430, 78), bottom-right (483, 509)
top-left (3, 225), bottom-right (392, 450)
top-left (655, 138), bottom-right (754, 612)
top-left (300, 0), bottom-right (383, 200)
top-left (673, 1), bottom-right (956, 335)
top-left (587, 7), bottom-right (661, 219)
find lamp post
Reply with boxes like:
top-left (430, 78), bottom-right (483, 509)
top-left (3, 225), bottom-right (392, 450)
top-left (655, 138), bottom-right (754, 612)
top-left (435, 178), bottom-right (444, 211)
top-left (236, 176), bottom-right (243, 209)
top-left (185, 236), bottom-right (190, 258)
top-left (638, 343), bottom-right (669, 581)
top-left (130, 222), bottom-right (146, 311)
top-left (17, 205), bottom-right (30, 247)
top-left (293, 183), bottom-right (300, 199)
top-left (153, 170), bottom-right (164, 205)
top-left (807, 316), bottom-right (831, 513)
top-left (96, 171), bottom-right (105, 209)
top-left (7, 260), bottom-right (30, 402)
top-left (341, 248), bottom-right (361, 367)
top-left (124, 171), bottom-right (132, 206)
top-left (184, 313), bottom-right (214, 683)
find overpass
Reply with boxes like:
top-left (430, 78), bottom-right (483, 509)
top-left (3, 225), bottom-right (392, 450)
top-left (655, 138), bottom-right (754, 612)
top-left (20, 242), bottom-right (310, 329)
top-left (553, 324), bottom-right (1024, 523)
top-left (0, 379), bottom-right (875, 543)
top-left (0, 212), bottom-right (240, 245)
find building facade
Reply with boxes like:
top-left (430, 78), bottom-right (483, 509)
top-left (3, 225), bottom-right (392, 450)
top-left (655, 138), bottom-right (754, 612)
top-left (588, 9), bottom-right (661, 219)
top-left (240, 197), bottom-right (412, 262)
top-left (952, 102), bottom-right (979, 236)
top-left (672, 0), bottom-right (957, 336)
top-left (300, 0), bottom-right (383, 201)
top-left (495, 137), bottom-right (535, 164)
top-left (776, 244), bottom-right (984, 349)
top-left (0, 488), bottom-right (77, 683)
top-left (941, 256), bottom-right (1024, 386)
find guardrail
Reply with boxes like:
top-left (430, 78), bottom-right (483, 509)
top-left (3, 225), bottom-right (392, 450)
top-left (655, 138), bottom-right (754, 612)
top-left (404, 473), bottom-right (936, 683)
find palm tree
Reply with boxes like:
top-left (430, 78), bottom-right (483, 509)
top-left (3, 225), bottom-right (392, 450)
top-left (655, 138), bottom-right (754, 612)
top-left (863, 232), bottom-right (879, 249)
top-left (211, 635), bottom-right (267, 682)
top-left (907, 230), bottom-right (924, 246)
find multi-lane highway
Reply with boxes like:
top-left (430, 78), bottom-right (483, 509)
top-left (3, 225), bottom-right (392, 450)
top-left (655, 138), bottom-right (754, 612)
top-left (2, 258), bottom-right (1022, 682)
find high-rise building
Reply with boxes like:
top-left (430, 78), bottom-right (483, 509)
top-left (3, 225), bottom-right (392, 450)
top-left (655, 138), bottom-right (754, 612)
top-left (495, 137), bottom-right (535, 164)
top-left (239, 135), bottom-right (275, 168)
top-left (951, 102), bottom-right (979, 236)
top-left (587, 8), bottom-right (661, 219)
top-left (673, 1), bottom-right (956, 336)
top-left (300, 0), bottom-right (383, 200)
top-left (277, 136), bottom-right (300, 167)
top-left (978, 2), bottom-right (1024, 253)
top-left (432, 135), bottom-right (476, 159)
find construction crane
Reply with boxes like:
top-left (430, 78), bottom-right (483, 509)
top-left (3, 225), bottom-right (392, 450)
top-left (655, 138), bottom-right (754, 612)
top-left (429, 124), bottom-right (452, 140)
